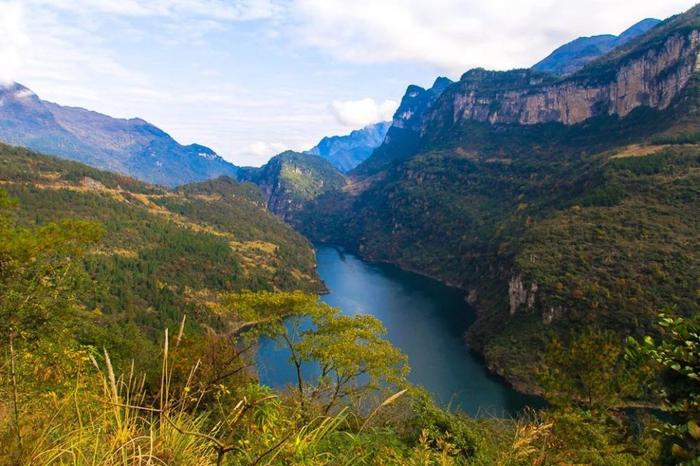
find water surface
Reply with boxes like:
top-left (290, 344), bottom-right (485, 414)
top-left (257, 245), bottom-right (540, 416)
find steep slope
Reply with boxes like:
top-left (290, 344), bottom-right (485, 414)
top-left (238, 151), bottom-right (346, 221)
top-left (354, 77), bottom-right (452, 174)
top-left (533, 18), bottom-right (661, 76)
top-left (296, 5), bottom-right (700, 392)
top-left (0, 143), bottom-right (321, 356)
top-left (306, 121), bottom-right (391, 172)
top-left (0, 83), bottom-right (238, 186)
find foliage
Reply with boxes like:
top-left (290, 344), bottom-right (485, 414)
top-left (629, 314), bottom-right (700, 463)
top-left (220, 290), bottom-right (409, 415)
top-left (0, 188), bottom-right (669, 465)
top-left (539, 328), bottom-right (649, 409)
top-left (0, 145), bottom-right (322, 373)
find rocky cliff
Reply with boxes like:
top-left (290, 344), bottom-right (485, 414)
top-left (428, 29), bottom-right (700, 129)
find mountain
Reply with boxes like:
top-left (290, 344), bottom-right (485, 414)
top-left (0, 83), bottom-right (238, 186)
top-left (533, 18), bottom-right (661, 76)
top-left (306, 121), bottom-right (391, 172)
top-left (354, 77), bottom-right (453, 174)
top-left (0, 142), bottom-right (322, 355)
top-left (295, 5), bottom-right (700, 392)
top-left (238, 151), bottom-right (346, 221)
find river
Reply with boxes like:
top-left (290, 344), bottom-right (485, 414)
top-left (257, 245), bottom-right (541, 417)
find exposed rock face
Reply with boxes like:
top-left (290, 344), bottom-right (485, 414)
top-left (508, 275), bottom-right (538, 315)
top-left (430, 31), bottom-right (700, 129)
top-left (354, 77), bottom-right (452, 173)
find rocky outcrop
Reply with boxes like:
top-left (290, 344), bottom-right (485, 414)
top-left (508, 275), bottom-right (538, 315)
top-left (428, 30), bottom-right (700, 129)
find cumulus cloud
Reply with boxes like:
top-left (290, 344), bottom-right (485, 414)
top-left (330, 98), bottom-right (398, 127)
top-left (292, 0), bottom-right (695, 74)
top-left (247, 141), bottom-right (287, 157)
top-left (0, 2), bottom-right (28, 84)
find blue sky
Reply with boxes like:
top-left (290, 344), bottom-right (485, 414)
top-left (0, 0), bottom-right (696, 166)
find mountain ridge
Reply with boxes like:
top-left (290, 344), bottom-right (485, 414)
top-left (293, 4), bottom-right (700, 393)
top-left (306, 121), bottom-right (390, 172)
top-left (0, 83), bottom-right (239, 187)
top-left (533, 18), bottom-right (662, 76)
top-left (238, 150), bottom-right (346, 221)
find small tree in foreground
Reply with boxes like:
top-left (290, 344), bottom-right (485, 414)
top-left (219, 290), bottom-right (409, 414)
top-left (628, 313), bottom-right (700, 464)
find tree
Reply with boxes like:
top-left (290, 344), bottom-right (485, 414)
top-left (0, 189), bottom-right (102, 458)
top-left (628, 313), bottom-right (700, 463)
top-left (539, 327), bottom-right (641, 409)
top-left (219, 290), bottom-right (409, 413)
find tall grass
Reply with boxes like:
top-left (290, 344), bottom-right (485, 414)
top-left (14, 329), bottom-right (411, 466)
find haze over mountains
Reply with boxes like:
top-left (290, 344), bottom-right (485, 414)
top-left (3, 4), bottom-right (700, 463)
top-left (306, 121), bottom-right (391, 172)
top-left (0, 83), bottom-right (239, 187)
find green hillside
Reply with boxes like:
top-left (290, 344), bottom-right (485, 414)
top-left (238, 151), bottom-right (346, 220)
top-left (295, 9), bottom-right (700, 394)
top-left (0, 143), bottom-right (322, 365)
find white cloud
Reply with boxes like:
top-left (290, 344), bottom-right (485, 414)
top-left (28, 0), bottom-right (281, 21)
top-left (292, 0), bottom-right (696, 74)
top-left (330, 98), bottom-right (398, 127)
top-left (247, 141), bottom-right (287, 158)
top-left (0, 2), bottom-right (28, 84)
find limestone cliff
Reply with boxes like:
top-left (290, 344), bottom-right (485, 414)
top-left (427, 29), bottom-right (700, 130)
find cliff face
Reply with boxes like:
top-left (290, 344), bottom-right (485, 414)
top-left (353, 77), bottom-right (452, 174)
top-left (428, 31), bottom-right (700, 130)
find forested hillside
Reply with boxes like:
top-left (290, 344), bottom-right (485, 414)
top-left (0, 143), bottom-right (322, 368)
top-left (2, 158), bottom-right (694, 464)
top-left (296, 6), bottom-right (700, 393)
top-left (238, 151), bottom-right (346, 220)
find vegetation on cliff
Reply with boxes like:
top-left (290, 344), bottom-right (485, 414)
top-left (295, 5), bottom-right (700, 397)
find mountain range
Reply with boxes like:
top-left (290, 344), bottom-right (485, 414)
top-left (1, 6), bottom-right (698, 396)
top-left (0, 83), bottom-right (238, 187)
top-left (290, 6), bottom-right (700, 391)
top-left (533, 18), bottom-right (661, 75)
top-left (306, 121), bottom-right (391, 172)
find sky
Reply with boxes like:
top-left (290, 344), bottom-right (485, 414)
top-left (0, 0), bottom-right (696, 166)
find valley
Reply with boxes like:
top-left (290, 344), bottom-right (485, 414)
top-left (1, 3), bottom-right (700, 464)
